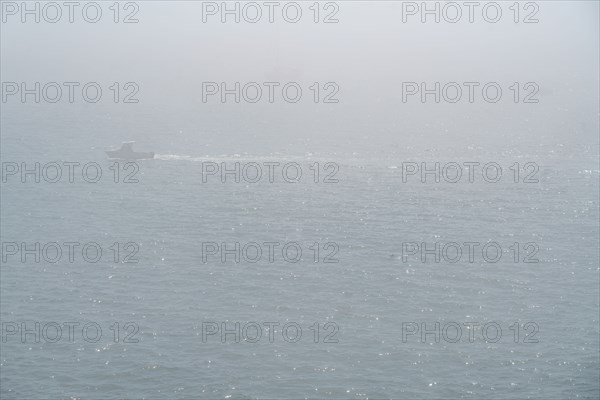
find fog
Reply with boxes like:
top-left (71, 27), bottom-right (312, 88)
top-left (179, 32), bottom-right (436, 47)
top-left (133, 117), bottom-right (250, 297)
top-left (1, 2), bottom-right (599, 399)
top-left (2, 1), bottom-right (598, 157)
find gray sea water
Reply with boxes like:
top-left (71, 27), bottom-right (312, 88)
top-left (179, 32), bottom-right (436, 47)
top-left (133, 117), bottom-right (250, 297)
top-left (1, 105), bottom-right (599, 398)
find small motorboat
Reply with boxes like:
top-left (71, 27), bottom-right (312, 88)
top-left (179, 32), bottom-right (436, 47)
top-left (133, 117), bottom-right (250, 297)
top-left (105, 142), bottom-right (154, 160)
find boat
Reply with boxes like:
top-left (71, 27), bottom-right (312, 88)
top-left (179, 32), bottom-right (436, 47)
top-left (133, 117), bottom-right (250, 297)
top-left (105, 142), bottom-right (154, 160)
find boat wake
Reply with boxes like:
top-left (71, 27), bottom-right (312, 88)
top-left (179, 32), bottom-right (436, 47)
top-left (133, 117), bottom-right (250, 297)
top-left (153, 154), bottom-right (317, 163)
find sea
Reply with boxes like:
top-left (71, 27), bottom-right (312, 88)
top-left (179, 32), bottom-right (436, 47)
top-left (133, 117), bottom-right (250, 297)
top-left (0, 102), bottom-right (598, 399)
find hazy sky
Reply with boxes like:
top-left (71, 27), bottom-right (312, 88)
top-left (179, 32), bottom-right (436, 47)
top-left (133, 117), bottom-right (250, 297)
top-left (2, 1), bottom-right (599, 156)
